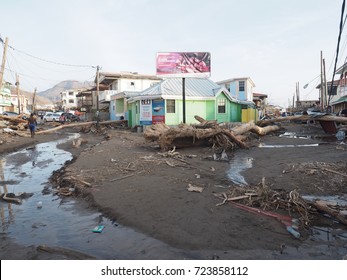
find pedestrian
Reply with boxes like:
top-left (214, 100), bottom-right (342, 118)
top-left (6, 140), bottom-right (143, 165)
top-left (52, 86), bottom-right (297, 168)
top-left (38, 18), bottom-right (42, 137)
top-left (59, 114), bottom-right (66, 124)
top-left (27, 113), bottom-right (37, 138)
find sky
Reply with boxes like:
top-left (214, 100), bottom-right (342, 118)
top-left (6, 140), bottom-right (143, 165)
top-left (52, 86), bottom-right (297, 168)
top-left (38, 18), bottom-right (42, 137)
top-left (0, 0), bottom-right (345, 108)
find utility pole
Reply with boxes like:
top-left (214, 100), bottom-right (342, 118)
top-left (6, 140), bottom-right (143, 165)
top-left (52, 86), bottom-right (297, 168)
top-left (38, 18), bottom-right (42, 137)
top-left (0, 37), bottom-right (9, 92)
top-left (182, 77), bottom-right (186, 123)
top-left (16, 73), bottom-right (20, 114)
top-left (320, 51), bottom-right (325, 111)
top-left (32, 88), bottom-right (37, 113)
top-left (323, 58), bottom-right (328, 111)
top-left (96, 65), bottom-right (100, 126)
top-left (296, 82), bottom-right (300, 110)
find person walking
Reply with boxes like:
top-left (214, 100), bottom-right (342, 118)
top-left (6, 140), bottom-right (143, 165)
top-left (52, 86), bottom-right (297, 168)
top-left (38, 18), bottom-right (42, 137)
top-left (28, 113), bottom-right (37, 138)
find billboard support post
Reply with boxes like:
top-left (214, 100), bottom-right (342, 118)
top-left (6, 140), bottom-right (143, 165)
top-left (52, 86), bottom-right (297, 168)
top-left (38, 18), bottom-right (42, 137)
top-left (182, 77), bottom-right (186, 124)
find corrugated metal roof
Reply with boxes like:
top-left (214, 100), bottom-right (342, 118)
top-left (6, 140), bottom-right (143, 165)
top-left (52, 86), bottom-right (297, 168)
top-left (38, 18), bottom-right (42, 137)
top-left (98, 72), bottom-right (161, 84)
top-left (331, 95), bottom-right (347, 105)
top-left (137, 78), bottom-right (223, 98)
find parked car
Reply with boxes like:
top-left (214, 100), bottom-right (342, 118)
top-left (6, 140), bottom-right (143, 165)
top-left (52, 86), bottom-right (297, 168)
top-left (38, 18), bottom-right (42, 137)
top-left (61, 112), bottom-right (80, 122)
top-left (2, 111), bottom-right (28, 119)
top-left (36, 111), bottom-right (49, 120)
top-left (43, 112), bottom-right (62, 122)
top-left (337, 109), bottom-right (347, 117)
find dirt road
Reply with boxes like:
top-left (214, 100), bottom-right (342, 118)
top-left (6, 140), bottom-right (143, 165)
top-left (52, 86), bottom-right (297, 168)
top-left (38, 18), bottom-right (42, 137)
top-left (1, 121), bottom-right (347, 259)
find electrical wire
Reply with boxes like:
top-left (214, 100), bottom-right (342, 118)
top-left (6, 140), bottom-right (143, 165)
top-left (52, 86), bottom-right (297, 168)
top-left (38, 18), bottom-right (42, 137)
top-left (0, 35), bottom-right (96, 69)
top-left (1, 38), bottom-right (97, 92)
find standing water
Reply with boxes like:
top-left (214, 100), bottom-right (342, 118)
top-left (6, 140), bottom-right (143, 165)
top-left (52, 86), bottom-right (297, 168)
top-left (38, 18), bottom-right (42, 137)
top-left (1, 135), bottom-right (346, 259)
top-left (0, 134), bottom-right (199, 259)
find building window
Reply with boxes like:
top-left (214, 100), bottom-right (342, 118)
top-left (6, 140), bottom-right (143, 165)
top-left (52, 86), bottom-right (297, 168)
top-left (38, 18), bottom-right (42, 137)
top-left (112, 82), bottom-right (118, 91)
top-left (69, 99), bottom-right (74, 103)
top-left (69, 92), bottom-right (74, 96)
top-left (217, 99), bottom-right (226, 113)
top-left (239, 81), bottom-right (245, 92)
top-left (166, 99), bottom-right (175, 113)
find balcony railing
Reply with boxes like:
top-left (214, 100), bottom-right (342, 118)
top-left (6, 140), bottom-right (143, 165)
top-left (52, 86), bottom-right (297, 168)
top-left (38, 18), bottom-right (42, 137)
top-left (99, 90), bottom-right (118, 102)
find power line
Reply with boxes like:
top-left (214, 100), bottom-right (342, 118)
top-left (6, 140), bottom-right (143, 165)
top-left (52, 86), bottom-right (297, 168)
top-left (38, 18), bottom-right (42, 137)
top-left (1, 37), bottom-right (97, 92)
top-left (11, 47), bottom-right (96, 69)
top-left (1, 35), bottom-right (96, 69)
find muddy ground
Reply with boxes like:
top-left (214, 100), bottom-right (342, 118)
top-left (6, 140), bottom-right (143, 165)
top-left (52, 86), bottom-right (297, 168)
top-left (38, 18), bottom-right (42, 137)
top-left (1, 121), bottom-right (347, 259)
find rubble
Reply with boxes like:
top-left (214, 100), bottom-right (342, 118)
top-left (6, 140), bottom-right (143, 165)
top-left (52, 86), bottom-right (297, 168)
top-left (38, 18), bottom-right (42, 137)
top-left (144, 115), bottom-right (280, 151)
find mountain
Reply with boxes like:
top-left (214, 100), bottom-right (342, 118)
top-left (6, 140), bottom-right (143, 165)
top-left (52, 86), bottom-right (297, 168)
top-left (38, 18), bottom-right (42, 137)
top-left (37, 80), bottom-right (94, 102)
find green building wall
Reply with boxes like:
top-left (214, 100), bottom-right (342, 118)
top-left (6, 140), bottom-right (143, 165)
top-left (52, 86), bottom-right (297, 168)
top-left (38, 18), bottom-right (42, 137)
top-left (128, 95), bottom-right (243, 127)
top-left (230, 102), bottom-right (242, 122)
top-left (205, 100), bottom-right (215, 120)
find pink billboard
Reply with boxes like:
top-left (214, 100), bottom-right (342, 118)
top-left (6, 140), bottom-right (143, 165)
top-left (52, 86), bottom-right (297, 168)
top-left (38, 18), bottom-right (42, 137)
top-left (156, 52), bottom-right (211, 78)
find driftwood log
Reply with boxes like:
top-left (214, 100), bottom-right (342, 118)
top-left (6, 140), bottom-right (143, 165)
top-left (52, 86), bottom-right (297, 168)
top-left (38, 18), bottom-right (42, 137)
top-left (143, 116), bottom-right (280, 151)
top-left (230, 120), bottom-right (280, 136)
top-left (35, 120), bottom-right (127, 135)
top-left (257, 114), bottom-right (347, 126)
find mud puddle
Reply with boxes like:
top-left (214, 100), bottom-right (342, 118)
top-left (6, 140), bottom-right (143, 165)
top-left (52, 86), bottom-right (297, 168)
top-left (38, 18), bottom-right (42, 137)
top-left (279, 132), bottom-right (311, 139)
top-left (258, 143), bottom-right (320, 148)
top-left (227, 156), bottom-right (253, 185)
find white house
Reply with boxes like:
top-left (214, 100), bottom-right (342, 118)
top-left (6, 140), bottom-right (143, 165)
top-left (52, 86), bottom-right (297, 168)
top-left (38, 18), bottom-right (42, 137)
top-left (60, 89), bottom-right (80, 111)
top-left (97, 71), bottom-right (162, 120)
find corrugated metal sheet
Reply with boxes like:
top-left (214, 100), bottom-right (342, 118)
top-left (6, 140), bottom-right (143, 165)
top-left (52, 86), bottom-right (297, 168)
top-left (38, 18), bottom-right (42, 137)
top-left (138, 78), bottom-right (222, 98)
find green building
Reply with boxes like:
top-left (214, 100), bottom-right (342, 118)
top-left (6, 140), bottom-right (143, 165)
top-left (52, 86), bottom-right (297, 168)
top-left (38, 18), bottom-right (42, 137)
top-left (124, 78), bottom-right (255, 127)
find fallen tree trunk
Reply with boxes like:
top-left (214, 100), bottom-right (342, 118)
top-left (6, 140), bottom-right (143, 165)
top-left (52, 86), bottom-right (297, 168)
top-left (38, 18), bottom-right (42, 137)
top-left (257, 114), bottom-right (347, 126)
top-left (230, 121), bottom-right (256, 135)
top-left (220, 129), bottom-right (247, 149)
top-left (157, 124), bottom-right (218, 150)
top-left (250, 124), bottom-right (280, 135)
top-left (143, 123), bottom-right (171, 142)
top-left (36, 120), bottom-right (127, 135)
top-left (144, 116), bottom-right (280, 151)
top-left (193, 115), bottom-right (218, 128)
top-left (230, 120), bottom-right (279, 136)
top-left (36, 121), bottom-right (94, 135)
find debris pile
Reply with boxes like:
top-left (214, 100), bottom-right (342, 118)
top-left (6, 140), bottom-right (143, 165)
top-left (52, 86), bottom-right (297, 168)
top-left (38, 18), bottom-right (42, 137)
top-left (214, 177), bottom-right (347, 238)
top-left (0, 115), bottom-right (27, 131)
top-left (214, 178), bottom-right (311, 225)
top-left (0, 115), bottom-right (28, 141)
top-left (144, 115), bottom-right (280, 151)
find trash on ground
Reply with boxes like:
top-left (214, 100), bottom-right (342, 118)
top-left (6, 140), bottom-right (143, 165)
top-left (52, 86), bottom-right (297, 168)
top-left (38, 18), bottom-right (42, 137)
top-left (92, 225), bottom-right (105, 233)
top-left (187, 184), bottom-right (204, 193)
